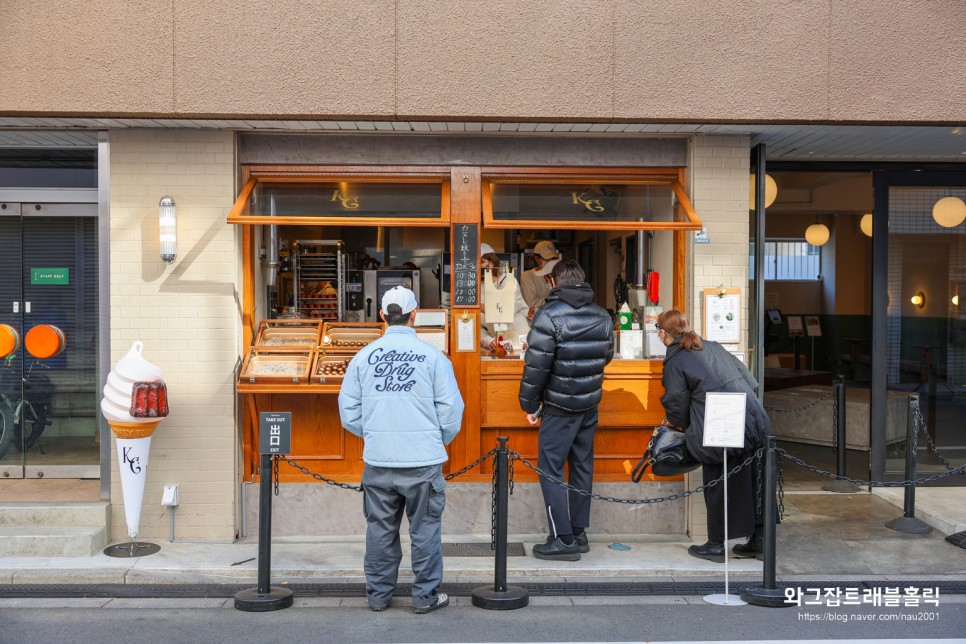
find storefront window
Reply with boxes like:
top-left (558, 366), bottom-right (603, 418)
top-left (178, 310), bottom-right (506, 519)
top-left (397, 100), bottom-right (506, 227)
top-left (483, 174), bottom-right (700, 230)
top-left (228, 176), bottom-right (450, 225)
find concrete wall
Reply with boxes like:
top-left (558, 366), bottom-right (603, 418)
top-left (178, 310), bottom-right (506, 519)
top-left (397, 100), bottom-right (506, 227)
top-left (108, 129), bottom-right (238, 541)
top-left (3, 1), bottom-right (964, 123)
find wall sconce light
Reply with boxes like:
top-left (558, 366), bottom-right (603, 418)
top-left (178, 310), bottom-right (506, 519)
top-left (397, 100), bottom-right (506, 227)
top-left (910, 291), bottom-right (925, 308)
top-left (932, 196), bottom-right (966, 228)
top-left (805, 221), bottom-right (830, 247)
top-left (953, 294), bottom-right (960, 307)
top-left (159, 196), bottom-right (177, 263)
top-left (749, 173), bottom-right (778, 210)
top-left (860, 213), bottom-right (873, 237)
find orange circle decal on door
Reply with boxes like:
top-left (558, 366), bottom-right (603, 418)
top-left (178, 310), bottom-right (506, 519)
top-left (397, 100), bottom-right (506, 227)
top-left (0, 324), bottom-right (20, 359)
top-left (24, 324), bottom-right (66, 359)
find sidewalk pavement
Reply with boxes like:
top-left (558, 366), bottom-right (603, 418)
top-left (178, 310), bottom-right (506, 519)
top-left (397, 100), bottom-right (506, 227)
top-left (1, 490), bottom-right (964, 590)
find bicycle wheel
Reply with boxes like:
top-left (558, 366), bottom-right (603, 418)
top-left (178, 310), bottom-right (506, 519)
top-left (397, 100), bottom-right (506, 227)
top-left (0, 406), bottom-right (13, 460)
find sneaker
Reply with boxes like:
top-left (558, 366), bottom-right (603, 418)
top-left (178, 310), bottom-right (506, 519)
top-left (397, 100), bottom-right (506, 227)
top-left (368, 603), bottom-right (388, 612)
top-left (533, 536), bottom-right (581, 561)
top-left (414, 592), bottom-right (449, 614)
top-left (544, 533), bottom-right (589, 554)
top-left (687, 540), bottom-right (725, 563)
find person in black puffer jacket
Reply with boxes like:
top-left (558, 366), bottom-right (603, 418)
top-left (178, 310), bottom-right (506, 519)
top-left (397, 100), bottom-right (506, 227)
top-left (519, 260), bottom-right (615, 561)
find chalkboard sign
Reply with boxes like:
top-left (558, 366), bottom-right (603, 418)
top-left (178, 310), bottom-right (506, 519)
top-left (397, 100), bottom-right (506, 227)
top-left (453, 224), bottom-right (479, 307)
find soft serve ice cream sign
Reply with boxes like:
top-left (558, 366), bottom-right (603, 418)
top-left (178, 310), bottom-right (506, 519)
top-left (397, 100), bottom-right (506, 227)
top-left (101, 341), bottom-right (168, 552)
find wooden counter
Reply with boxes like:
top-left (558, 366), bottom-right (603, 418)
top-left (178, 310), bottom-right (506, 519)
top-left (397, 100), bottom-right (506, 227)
top-left (241, 358), bottom-right (675, 483)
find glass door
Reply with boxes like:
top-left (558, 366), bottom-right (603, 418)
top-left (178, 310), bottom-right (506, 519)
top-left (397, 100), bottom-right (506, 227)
top-left (884, 185), bottom-right (966, 483)
top-left (0, 202), bottom-right (99, 479)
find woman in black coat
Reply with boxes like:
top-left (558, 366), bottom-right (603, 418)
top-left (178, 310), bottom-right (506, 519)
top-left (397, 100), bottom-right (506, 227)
top-left (656, 309), bottom-right (770, 562)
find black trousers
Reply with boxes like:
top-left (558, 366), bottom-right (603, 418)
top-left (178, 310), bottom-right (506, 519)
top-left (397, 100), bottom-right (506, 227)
top-left (537, 409), bottom-right (598, 538)
top-left (702, 450), bottom-right (758, 543)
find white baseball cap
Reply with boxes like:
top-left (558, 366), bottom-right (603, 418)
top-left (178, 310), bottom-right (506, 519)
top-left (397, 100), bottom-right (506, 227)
top-left (480, 242), bottom-right (495, 256)
top-left (534, 240), bottom-right (558, 259)
top-left (535, 258), bottom-right (560, 277)
top-left (381, 286), bottom-right (418, 315)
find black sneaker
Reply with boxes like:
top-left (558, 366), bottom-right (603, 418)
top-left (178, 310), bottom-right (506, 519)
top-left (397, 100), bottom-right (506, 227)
top-left (687, 540), bottom-right (725, 563)
top-left (544, 533), bottom-right (590, 554)
top-left (414, 592), bottom-right (449, 614)
top-left (533, 537), bottom-right (581, 561)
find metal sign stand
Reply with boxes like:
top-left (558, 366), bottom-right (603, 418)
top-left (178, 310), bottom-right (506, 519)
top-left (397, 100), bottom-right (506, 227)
top-left (235, 413), bottom-right (294, 612)
top-left (702, 392), bottom-right (746, 607)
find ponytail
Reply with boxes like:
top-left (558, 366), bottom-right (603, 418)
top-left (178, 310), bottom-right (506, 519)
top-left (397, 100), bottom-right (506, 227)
top-left (679, 330), bottom-right (703, 352)
top-left (656, 308), bottom-right (704, 352)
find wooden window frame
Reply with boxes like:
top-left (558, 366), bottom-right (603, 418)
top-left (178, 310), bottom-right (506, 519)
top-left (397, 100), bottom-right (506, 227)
top-left (227, 166), bottom-right (452, 227)
top-left (481, 166), bottom-right (701, 231)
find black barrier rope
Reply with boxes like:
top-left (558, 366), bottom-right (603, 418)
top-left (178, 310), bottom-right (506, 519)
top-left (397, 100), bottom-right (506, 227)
top-left (778, 448), bottom-right (966, 487)
top-left (509, 449), bottom-right (761, 504)
top-left (275, 449), bottom-right (499, 495)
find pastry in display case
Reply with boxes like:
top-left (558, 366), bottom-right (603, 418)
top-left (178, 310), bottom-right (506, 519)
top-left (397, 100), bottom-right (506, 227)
top-left (311, 355), bottom-right (353, 384)
top-left (253, 319), bottom-right (322, 350)
top-left (240, 348), bottom-right (314, 384)
top-left (320, 322), bottom-right (385, 354)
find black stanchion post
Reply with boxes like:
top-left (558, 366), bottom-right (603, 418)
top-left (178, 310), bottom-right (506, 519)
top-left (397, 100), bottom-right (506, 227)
top-left (885, 395), bottom-right (932, 534)
top-left (235, 453), bottom-right (295, 611)
top-left (472, 437), bottom-right (528, 610)
top-left (741, 436), bottom-right (791, 608)
top-left (824, 376), bottom-right (860, 493)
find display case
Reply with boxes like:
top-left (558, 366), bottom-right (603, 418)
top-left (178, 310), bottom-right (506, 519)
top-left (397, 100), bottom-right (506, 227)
top-left (414, 309), bottom-right (449, 354)
top-left (239, 348), bottom-right (314, 384)
top-left (253, 319), bottom-right (321, 350)
top-left (320, 322), bottom-right (385, 354)
top-left (293, 240), bottom-right (344, 321)
top-left (311, 355), bottom-right (353, 384)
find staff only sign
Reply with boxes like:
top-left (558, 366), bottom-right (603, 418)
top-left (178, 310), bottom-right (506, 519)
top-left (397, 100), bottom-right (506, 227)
top-left (259, 412), bottom-right (292, 455)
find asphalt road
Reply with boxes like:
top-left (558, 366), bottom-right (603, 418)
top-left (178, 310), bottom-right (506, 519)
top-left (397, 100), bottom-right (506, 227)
top-left (1, 597), bottom-right (964, 643)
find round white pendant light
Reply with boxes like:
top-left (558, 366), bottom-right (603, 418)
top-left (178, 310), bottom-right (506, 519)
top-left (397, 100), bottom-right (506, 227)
top-left (932, 196), bottom-right (966, 228)
top-left (860, 213), bottom-right (873, 237)
top-left (749, 174), bottom-right (778, 210)
top-left (805, 223), bottom-right (830, 247)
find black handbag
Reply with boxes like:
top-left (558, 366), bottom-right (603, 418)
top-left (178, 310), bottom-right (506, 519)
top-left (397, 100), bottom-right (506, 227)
top-left (631, 421), bottom-right (701, 481)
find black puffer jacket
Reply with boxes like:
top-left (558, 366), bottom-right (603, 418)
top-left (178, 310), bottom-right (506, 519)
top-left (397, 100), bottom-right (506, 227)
top-left (519, 283), bottom-right (615, 416)
top-left (660, 338), bottom-right (771, 464)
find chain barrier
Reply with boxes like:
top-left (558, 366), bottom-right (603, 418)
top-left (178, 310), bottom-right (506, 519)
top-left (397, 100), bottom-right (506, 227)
top-left (763, 386), bottom-right (836, 414)
top-left (509, 449), bottom-right (761, 505)
top-left (490, 456), bottom-right (498, 550)
top-left (912, 397), bottom-right (959, 473)
top-left (273, 456), bottom-right (280, 496)
top-left (275, 449), bottom-right (499, 495)
top-left (776, 451), bottom-right (786, 519)
top-left (777, 447), bottom-right (966, 487)
top-left (831, 382), bottom-right (839, 451)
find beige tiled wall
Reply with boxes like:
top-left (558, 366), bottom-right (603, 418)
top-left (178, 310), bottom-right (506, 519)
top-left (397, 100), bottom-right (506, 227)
top-left (685, 134), bottom-right (751, 541)
top-left (108, 129), bottom-right (239, 541)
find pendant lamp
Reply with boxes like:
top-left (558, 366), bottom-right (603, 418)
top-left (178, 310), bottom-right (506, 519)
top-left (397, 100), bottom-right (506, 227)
top-left (932, 196), bottom-right (966, 228)
top-left (805, 220), bottom-right (830, 247)
top-left (749, 174), bottom-right (778, 210)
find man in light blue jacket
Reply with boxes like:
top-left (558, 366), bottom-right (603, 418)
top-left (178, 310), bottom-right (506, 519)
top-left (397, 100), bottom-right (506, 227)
top-left (339, 286), bottom-right (464, 614)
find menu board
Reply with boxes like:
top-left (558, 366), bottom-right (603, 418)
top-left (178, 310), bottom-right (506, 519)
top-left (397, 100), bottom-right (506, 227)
top-left (453, 224), bottom-right (479, 307)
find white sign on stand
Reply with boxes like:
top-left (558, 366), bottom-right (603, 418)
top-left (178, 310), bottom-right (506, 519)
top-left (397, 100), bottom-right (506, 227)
top-left (702, 392), bottom-right (747, 607)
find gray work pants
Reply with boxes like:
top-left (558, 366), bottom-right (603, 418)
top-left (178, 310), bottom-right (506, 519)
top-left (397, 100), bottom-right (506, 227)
top-left (361, 463), bottom-right (446, 608)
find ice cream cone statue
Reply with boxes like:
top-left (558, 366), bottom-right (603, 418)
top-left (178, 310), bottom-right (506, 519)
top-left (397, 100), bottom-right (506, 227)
top-left (101, 341), bottom-right (168, 546)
